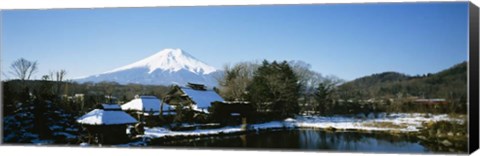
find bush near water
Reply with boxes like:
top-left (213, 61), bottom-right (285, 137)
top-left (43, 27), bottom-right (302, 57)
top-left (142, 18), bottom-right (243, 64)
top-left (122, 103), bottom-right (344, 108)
top-left (417, 120), bottom-right (468, 152)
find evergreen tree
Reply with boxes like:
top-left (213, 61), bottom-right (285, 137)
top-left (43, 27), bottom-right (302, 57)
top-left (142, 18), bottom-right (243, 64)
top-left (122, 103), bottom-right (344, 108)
top-left (314, 82), bottom-right (334, 115)
top-left (247, 60), bottom-right (300, 118)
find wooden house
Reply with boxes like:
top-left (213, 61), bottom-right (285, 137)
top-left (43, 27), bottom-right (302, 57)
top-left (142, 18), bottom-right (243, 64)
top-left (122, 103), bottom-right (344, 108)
top-left (121, 95), bottom-right (175, 125)
top-left (414, 98), bottom-right (448, 110)
top-left (210, 101), bottom-right (254, 125)
top-left (76, 104), bottom-right (137, 145)
top-left (165, 83), bottom-right (225, 114)
top-left (414, 98), bottom-right (448, 105)
top-left (121, 95), bottom-right (175, 116)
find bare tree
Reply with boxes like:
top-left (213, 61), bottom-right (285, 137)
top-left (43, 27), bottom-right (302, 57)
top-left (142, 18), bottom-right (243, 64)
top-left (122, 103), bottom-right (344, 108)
top-left (55, 70), bottom-right (67, 82)
top-left (9, 58), bottom-right (38, 81)
top-left (218, 61), bottom-right (259, 101)
top-left (49, 69), bottom-right (68, 96)
top-left (41, 75), bottom-right (50, 81)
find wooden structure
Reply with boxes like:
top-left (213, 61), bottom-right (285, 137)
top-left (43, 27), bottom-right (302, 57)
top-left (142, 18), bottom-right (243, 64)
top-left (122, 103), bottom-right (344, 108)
top-left (121, 95), bottom-right (175, 124)
top-left (414, 98), bottom-right (448, 105)
top-left (413, 98), bottom-right (448, 110)
top-left (77, 104), bottom-right (138, 145)
top-left (210, 101), bottom-right (254, 125)
top-left (165, 83), bottom-right (224, 114)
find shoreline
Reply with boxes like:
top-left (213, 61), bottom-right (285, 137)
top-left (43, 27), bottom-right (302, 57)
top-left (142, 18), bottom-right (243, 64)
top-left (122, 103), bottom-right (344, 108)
top-left (115, 113), bottom-right (465, 147)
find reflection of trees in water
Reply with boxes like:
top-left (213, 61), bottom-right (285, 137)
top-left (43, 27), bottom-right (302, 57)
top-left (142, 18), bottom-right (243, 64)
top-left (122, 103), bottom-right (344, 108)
top-left (369, 132), bottom-right (420, 147)
top-left (239, 134), bottom-right (247, 147)
top-left (153, 129), bottom-right (430, 153)
top-left (299, 129), bottom-right (331, 149)
top-left (298, 130), bottom-right (371, 150)
top-left (295, 130), bottom-right (428, 152)
top-left (243, 131), bottom-right (302, 148)
top-left (342, 132), bottom-right (364, 150)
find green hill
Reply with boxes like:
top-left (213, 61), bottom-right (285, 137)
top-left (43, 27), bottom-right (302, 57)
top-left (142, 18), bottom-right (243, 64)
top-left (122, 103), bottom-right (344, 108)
top-left (335, 61), bottom-right (467, 113)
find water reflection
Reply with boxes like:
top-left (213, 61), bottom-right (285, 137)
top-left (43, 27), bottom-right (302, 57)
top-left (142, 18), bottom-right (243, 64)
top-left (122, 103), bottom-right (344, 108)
top-left (154, 129), bottom-right (430, 153)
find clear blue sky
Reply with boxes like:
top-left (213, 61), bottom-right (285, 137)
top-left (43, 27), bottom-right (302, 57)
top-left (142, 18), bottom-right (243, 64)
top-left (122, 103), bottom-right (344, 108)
top-left (1, 2), bottom-right (469, 81)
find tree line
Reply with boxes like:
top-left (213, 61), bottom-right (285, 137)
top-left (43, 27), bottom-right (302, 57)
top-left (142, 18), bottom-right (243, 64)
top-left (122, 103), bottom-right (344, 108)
top-left (335, 62), bottom-right (467, 114)
top-left (218, 60), bottom-right (345, 119)
top-left (218, 60), bottom-right (468, 117)
top-left (3, 58), bottom-right (468, 121)
top-left (3, 58), bottom-right (172, 117)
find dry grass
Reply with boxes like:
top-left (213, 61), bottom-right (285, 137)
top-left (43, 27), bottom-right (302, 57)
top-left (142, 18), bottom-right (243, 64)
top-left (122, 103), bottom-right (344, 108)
top-left (362, 122), bottom-right (408, 129)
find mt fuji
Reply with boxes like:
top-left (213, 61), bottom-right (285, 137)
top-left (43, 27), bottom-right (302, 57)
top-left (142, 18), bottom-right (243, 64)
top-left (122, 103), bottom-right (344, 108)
top-left (75, 48), bottom-right (222, 87)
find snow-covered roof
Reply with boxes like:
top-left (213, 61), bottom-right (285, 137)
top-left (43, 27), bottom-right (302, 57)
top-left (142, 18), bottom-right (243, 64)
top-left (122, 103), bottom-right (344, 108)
top-left (121, 96), bottom-right (174, 112)
top-left (180, 87), bottom-right (224, 109)
top-left (76, 109), bottom-right (137, 125)
top-left (101, 104), bottom-right (122, 110)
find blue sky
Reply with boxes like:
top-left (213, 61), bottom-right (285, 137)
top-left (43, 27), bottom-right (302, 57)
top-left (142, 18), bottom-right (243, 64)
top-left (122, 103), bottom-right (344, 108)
top-left (1, 2), bottom-right (469, 81)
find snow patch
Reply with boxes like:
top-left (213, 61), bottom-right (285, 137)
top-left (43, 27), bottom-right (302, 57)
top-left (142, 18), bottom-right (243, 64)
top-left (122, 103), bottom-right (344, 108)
top-left (137, 113), bottom-right (461, 142)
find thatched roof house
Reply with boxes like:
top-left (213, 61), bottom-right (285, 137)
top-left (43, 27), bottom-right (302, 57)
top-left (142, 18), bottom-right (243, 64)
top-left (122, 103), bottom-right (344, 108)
top-left (121, 95), bottom-right (175, 116)
top-left (77, 104), bottom-right (137, 144)
top-left (166, 83), bottom-right (224, 113)
top-left (77, 104), bottom-right (137, 125)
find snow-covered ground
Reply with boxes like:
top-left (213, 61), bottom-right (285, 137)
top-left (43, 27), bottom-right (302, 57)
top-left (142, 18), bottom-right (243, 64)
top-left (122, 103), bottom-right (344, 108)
top-left (143, 126), bottom-right (244, 138)
top-left (295, 113), bottom-right (464, 132)
top-left (127, 113), bottom-right (464, 146)
top-left (138, 121), bottom-right (294, 141)
top-left (3, 102), bottom-right (79, 145)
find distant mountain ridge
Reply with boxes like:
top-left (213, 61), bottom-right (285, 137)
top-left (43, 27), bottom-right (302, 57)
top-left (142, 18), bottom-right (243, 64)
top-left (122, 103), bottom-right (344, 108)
top-left (75, 48), bottom-right (221, 87)
top-left (338, 61), bottom-right (467, 99)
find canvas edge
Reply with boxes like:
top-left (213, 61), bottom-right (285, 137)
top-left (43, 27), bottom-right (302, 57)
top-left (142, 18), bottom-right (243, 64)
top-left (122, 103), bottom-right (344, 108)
top-left (468, 1), bottom-right (479, 154)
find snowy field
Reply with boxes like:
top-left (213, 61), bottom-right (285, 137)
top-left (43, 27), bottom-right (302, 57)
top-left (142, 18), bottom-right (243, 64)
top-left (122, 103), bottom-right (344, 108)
top-left (294, 113), bottom-right (464, 132)
top-left (114, 113), bottom-right (465, 147)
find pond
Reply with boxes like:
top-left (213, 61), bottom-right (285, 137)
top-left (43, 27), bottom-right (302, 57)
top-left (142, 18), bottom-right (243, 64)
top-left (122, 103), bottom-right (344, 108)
top-left (150, 129), bottom-right (436, 154)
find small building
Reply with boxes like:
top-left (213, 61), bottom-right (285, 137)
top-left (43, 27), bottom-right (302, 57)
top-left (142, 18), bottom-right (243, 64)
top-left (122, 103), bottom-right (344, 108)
top-left (77, 104), bottom-right (138, 144)
top-left (166, 83), bottom-right (224, 114)
top-left (121, 95), bottom-right (175, 116)
top-left (414, 98), bottom-right (448, 105)
top-left (121, 95), bottom-right (175, 125)
top-left (210, 101), bottom-right (254, 125)
top-left (413, 98), bottom-right (448, 109)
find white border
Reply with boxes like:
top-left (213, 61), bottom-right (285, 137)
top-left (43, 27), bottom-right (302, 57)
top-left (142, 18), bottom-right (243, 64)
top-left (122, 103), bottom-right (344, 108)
top-left (0, 145), bottom-right (453, 156)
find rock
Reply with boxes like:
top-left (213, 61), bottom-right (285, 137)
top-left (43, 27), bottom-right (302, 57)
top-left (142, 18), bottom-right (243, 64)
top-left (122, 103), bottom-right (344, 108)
top-left (417, 135), bottom-right (427, 140)
top-left (390, 130), bottom-right (401, 134)
top-left (441, 140), bottom-right (453, 147)
top-left (437, 134), bottom-right (445, 138)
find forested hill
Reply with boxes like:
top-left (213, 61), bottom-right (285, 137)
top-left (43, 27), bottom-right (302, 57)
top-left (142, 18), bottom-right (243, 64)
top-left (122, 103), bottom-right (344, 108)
top-left (337, 61), bottom-right (467, 100)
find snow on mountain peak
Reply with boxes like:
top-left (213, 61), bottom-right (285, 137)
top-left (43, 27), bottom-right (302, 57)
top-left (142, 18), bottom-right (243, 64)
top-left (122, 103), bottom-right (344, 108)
top-left (106, 48), bottom-right (217, 74)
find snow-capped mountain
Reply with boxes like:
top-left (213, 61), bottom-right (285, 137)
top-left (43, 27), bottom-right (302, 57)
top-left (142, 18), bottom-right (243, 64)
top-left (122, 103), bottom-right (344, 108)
top-left (75, 48), bottom-right (222, 87)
